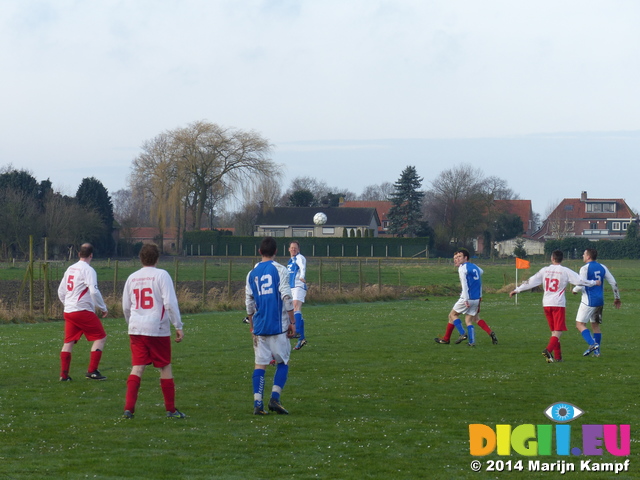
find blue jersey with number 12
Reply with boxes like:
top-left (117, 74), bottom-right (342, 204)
top-left (247, 261), bottom-right (286, 336)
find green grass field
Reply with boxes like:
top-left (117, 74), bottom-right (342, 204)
top-left (0, 287), bottom-right (638, 479)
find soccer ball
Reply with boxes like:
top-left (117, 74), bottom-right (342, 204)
top-left (313, 212), bottom-right (328, 225)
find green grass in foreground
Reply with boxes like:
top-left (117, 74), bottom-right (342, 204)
top-left (0, 292), bottom-right (638, 479)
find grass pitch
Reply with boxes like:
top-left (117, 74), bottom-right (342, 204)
top-left (0, 291), bottom-right (638, 479)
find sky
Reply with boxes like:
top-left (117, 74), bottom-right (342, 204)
top-left (1, 0), bottom-right (639, 216)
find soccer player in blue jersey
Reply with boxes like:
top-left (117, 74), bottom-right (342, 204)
top-left (287, 241), bottom-right (308, 350)
top-left (246, 237), bottom-right (296, 415)
top-left (435, 248), bottom-right (497, 346)
top-left (572, 248), bottom-right (621, 357)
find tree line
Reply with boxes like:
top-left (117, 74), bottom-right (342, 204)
top-left (3, 118), bottom-right (535, 260)
top-left (0, 167), bottom-right (114, 259)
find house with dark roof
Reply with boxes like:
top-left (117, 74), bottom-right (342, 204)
top-left (340, 201), bottom-right (392, 235)
top-left (532, 191), bottom-right (635, 241)
top-left (254, 207), bottom-right (380, 238)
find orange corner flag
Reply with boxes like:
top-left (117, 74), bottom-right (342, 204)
top-left (516, 258), bottom-right (530, 270)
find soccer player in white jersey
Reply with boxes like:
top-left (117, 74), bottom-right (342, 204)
top-left (572, 248), bottom-right (621, 357)
top-left (246, 237), bottom-right (296, 415)
top-left (287, 240), bottom-right (308, 350)
top-left (121, 243), bottom-right (185, 419)
top-left (435, 248), bottom-right (498, 346)
top-left (510, 250), bottom-right (600, 363)
top-left (57, 243), bottom-right (108, 381)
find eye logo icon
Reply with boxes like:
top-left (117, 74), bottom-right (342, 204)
top-left (544, 402), bottom-right (584, 423)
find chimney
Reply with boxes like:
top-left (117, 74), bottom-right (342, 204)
top-left (580, 191), bottom-right (587, 202)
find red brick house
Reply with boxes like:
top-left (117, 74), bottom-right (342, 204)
top-left (532, 191), bottom-right (635, 241)
top-left (340, 201), bottom-right (392, 236)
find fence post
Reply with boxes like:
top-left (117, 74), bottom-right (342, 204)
top-left (228, 259), bottom-right (233, 299)
top-left (29, 235), bottom-right (34, 316)
top-left (202, 259), bottom-right (207, 305)
top-left (378, 259), bottom-right (381, 293)
top-left (319, 258), bottom-right (323, 293)
top-left (338, 259), bottom-right (342, 294)
top-left (114, 260), bottom-right (119, 295)
top-left (359, 259), bottom-right (363, 293)
top-left (174, 258), bottom-right (179, 291)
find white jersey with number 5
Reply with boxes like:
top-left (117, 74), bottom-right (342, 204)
top-left (57, 260), bottom-right (107, 313)
top-left (122, 266), bottom-right (183, 337)
top-left (514, 264), bottom-right (596, 307)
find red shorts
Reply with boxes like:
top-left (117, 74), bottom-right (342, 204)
top-left (64, 310), bottom-right (107, 343)
top-left (543, 306), bottom-right (567, 332)
top-left (130, 335), bottom-right (172, 368)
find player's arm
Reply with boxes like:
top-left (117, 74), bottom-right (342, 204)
top-left (510, 270), bottom-right (542, 296)
top-left (160, 272), bottom-right (184, 335)
top-left (279, 266), bottom-right (296, 336)
top-left (245, 272), bottom-right (257, 333)
top-left (57, 274), bottom-right (67, 304)
top-left (297, 256), bottom-right (307, 283)
top-left (122, 278), bottom-right (132, 323)
top-left (87, 269), bottom-right (108, 315)
top-left (603, 267), bottom-right (621, 306)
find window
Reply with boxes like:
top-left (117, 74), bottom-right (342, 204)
top-left (612, 222), bottom-right (621, 231)
top-left (292, 228), bottom-right (311, 237)
top-left (586, 202), bottom-right (616, 213)
top-left (623, 222), bottom-right (629, 231)
top-left (564, 205), bottom-right (573, 211)
top-left (322, 227), bottom-right (335, 235)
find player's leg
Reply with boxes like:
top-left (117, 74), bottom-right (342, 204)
top-left (268, 334), bottom-right (291, 414)
top-left (87, 336), bottom-right (107, 380)
top-left (253, 336), bottom-right (270, 414)
top-left (575, 304), bottom-right (598, 356)
top-left (60, 341), bottom-right (74, 381)
top-left (60, 314), bottom-right (81, 381)
top-left (591, 307), bottom-right (603, 356)
top-left (542, 308), bottom-right (560, 362)
top-left (124, 364), bottom-right (145, 418)
top-left (436, 304), bottom-right (466, 344)
top-left (293, 291), bottom-right (307, 349)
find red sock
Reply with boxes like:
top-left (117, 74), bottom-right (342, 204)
top-left (443, 323), bottom-right (455, 341)
top-left (477, 319), bottom-right (492, 334)
top-left (125, 375), bottom-right (141, 413)
top-left (60, 352), bottom-right (72, 378)
top-left (547, 336), bottom-right (560, 353)
top-left (88, 350), bottom-right (102, 372)
top-left (554, 343), bottom-right (562, 361)
top-left (161, 378), bottom-right (176, 413)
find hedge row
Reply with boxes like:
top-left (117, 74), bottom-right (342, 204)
top-left (544, 237), bottom-right (640, 259)
top-left (182, 231), bottom-right (432, 258)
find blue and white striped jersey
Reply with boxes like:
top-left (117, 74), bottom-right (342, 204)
top-left (459, 262), bottom-right (483, 301)
top-left (246, 260), bottom-right (292, 336)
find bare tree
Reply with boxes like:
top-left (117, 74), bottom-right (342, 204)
top-left (358, 182), bottom-right (394, 201)
top-left (173, 121), bottom-right (275, 230)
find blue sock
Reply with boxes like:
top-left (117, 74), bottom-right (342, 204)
top-left (467, 325), bottom-right (475, 344)
top-left (273, 363), bottom-right (289, 391)
top-left (453, 318), bottom-right (465, 335)
top-left (581, 330), bottom-right (595, 345)
top-left (295, 311), bottom-right (304, 339)
top-left (252, 368), bottom-right (266, 408)
top-left (594, 333), bottom-right (602, 346)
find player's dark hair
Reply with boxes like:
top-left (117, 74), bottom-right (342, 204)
top-left (79, 243), bottom-right (93, 258)
top-left (139, 243), bottom-right (160, 266)
top-left (551, 250), bottom-right (563, 263)
top-left (259, 237), bottom-right (277, 257)
top-left (585, 248), bottom-right (598, 261)
top-left (455, 248), bottom-right (470, 260)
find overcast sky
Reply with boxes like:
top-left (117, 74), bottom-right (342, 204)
top-left (1, 1), bottom-right (639, 215)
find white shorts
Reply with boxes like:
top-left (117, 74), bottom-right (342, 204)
top-left (576, 304), bottom-right (603, 324)
top-left (253, 333), bottom-right (291, 365)
top-left (292, 286), bottom-right (306, 303)
top-left (452, 298), bottom-right (481, 317)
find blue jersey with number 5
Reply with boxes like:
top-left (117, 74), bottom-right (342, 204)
top-left (247, 261), bottom-right (288, 336)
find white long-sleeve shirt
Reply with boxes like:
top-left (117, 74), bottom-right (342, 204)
top-left (513, 264), bottom-right (597, 307)
top-left (122, 266), bottom-right (183, 337)
top-left (58, 260), bottom-right (107, 313)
